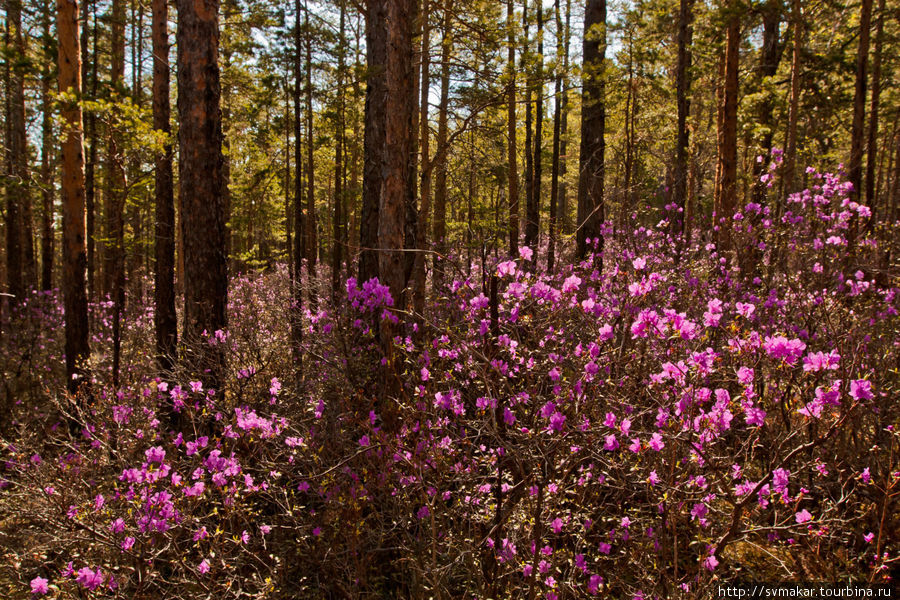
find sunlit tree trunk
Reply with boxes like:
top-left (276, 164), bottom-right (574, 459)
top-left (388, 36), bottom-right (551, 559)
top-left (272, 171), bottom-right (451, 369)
top-left (432, 3), bottom-right (452, 289)
top-left (58, 0), bottom-right (91, 394)
top-left (672, 0), bottom-right (694, 238)
top-left (506, 0), bottom-right (519, 256)
top-left (865, 0), bottom-right (884, 212)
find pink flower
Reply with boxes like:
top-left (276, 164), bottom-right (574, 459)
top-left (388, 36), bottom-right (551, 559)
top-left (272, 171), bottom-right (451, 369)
top-left (632, 257), bottom-right (646, 270)
top-left (30, 577), bottom-right (49, 595)
top-left (75, 567), bottom-right (104, 591)
top-left (519, 246), bottom-right (534, 261)
top-left (849, 379), bottom-right (873, 401)
top-left (198, 559), bottom-right (210, 574)
top-left (551, 517), bottom-right (564, 533)
top-left (795, 509), bottom-right (812, 524)
top-left (648, 433), bottom-right (665, 451)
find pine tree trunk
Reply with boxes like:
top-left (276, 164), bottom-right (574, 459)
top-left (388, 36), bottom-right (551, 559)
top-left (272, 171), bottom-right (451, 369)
top-left (672, 0), bottom-right (694, 238)
top-left (526, 0), bottom-right (543, 260)
top-left (782, 0), bottom-right (802, 201)
top-left (548, 0), bottom-right (563, 272)
top-left (849, 0), bottom-right (873, 206)
top-left (576, 0), bottom-right (606, 261)
top-left (40, 0), bottom-right (55, 291)
top-left (750, 0), bottom-right (782, 204)
top-left (176, 0), bottom-right (228, 382)
top-left (305, 0), bottom-right (318, 306)
top-left (6, 0), bottom-right (26, 302)
top-left (378, 0), bottom-right (417, 307)
top-left (432, 3), bottom-right (452, 289)
top-left (506, 0), bottom-right (519, 257)
top-left (412, 0), bottom-right (431, 317)
top-left (865, 0), bottom-right (884, 212)
top-left (58, 0), bottom-right (91, 394)
top-left (359, 0), bottom-right (386, 285)
top-left (714, 7), bottom-right (739, 255)
top-left (332, 0), bottom-right (347, 302)
top-left (152, 0), bottom-right (177, 372)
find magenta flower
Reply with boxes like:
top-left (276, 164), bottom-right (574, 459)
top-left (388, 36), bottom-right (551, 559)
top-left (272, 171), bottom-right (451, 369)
top-left (75, 567), bottom-right (104, 591)
top-left (30, 577), bottom-right (49, 595)
top-left (198, 559), bottom-right (210, 574)
top-left (795, 509), bottom-right (812, 524)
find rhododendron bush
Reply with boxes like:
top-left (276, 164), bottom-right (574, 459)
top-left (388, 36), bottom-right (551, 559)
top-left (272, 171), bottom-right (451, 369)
top-left (1, 166), bottom-right (898, 598)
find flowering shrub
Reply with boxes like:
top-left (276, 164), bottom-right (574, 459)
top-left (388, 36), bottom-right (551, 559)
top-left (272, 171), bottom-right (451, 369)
top-left (1, 164), bottom-right (898, 598)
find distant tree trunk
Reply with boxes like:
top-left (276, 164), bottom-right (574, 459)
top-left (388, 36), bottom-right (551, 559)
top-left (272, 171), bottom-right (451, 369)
top-left (58, 0), bottom-right (91, 394)
top-left (672, 0), bottom-right (694, 238)
top-left (359, 0), bottom-right (387, 286)
top-left (506, 0), bottom-right (519, 256)
top-left (40, 0), bottom-right (55, 291)
top-left (432, 3), bottom-right (452, 289)
top-left (714, 6), bottom-right (739, 255)
top-left (522, 0), bottom-right (534, 256)
top-left (378, 0), bottom-right (417, 307)
top-left (285, 83), bottom-right (292, 282)
top-left (849, 0), bottom-right (873, 205)
top-left (558, 0), bottom-right (571, 235)
top-left (332, 0), bottom-right (347, 302)
top-left (6, 0), bottom-right (27, 302)
top-left (865, 0), bottom-right (884, 212)
top-left (107, 0), bottom-right (127, 385)
top-left (751, 0), bottom-right (783, 204)
top-left (781, 0), bottom-right (802, 201)
top-left (548, 0), bottom-right (563, 272)
top-left (152, 0), bottom-right (177, 372)
top-left (412, 0), bottom-right (431, 317)
top-left (176, 0), bottom-right (228, 382)
top-left (83, 0), bottom-right (98, 301)
top-left (290, 0), bottom-right (304, 369)
top-left (305, 0), bottom-right (318, 306)
top-left (526, 0), bottom-right (543, 260)
top-left (576, 0), bottom-right (606, 262)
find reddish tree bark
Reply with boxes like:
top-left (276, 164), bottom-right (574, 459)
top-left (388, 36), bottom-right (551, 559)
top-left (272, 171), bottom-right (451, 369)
top-left (152, 0), bottom-right (177, 371)
top-left (58, 0), bottom-right (91, 394)
top-left (176, 0), bottom-right (228, 380)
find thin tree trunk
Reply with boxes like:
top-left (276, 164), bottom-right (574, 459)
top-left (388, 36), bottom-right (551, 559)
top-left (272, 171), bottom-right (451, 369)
top-left (83, 1), bottom-right (98, 302)
top-left (865, 0), bottom-right (884, 212)
top-left (412, 0), bottom-right (431, 317)
top-left (672, 0), bottom-right (694, 237)
top-left (751, 0), bottom-right (782, 204)
top-left (522, 0), bottom-right (534, 257)
top-left (305, 0), bottom-right (317, 306)
top-left (176, 0), bottom-right (228, 383)
top-left (782, 0), bottom-right (802, 201)
top-left (548, 0), bottom-right (563, 272)
top-left (849, 0), bottom-right (873, 206)
top-left (506, 0), bottom-right (519, 256)
top-left (526, 0), bottom-right (543, 260)
top-left (6, 0), bottom-right (26, 302)
top-left (40, 0), bottom-right (55, 291)
top-left (332, 0), bottom-right (347, 302)
top-left (558, 0), bottom-right (570, 235)
top-left (576, 0), bottom-right (606, 262)
top-left (432, 3), bottom-right (452, 289)
top-left (152, 0), bottom-right (176, 372)
top-left (290, 0), bottom-right (304, 371)
top-left (58, 0), bottom-right (91, 394)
